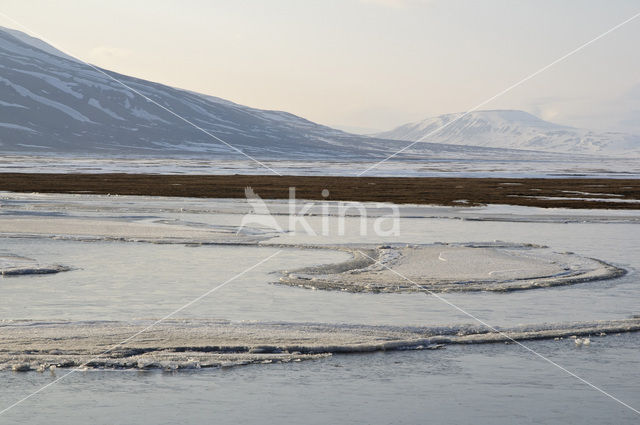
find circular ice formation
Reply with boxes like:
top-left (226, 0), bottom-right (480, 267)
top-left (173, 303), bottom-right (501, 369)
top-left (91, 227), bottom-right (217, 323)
top-left (279, 243), bottom-right (626, 293)
top-left (0, 254), bottom-right (70, 276)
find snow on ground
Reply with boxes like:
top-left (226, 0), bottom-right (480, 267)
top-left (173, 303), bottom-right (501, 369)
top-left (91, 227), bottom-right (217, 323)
top-left (0, 123), bottom-right (38, 133)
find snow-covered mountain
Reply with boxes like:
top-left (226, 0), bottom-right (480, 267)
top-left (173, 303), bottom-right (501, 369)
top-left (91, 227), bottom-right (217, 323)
top-left (1, 26), bottom-right (529, 161)
top-left (3, 26), bottom-right (629, 162)
top-left (377, 110), bottom-right (640, 156)
top-left (0, 27), bottom-right (370, 158)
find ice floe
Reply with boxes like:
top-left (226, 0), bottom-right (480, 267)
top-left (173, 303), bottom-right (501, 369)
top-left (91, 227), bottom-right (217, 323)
top-left (1, 317), bottom-right (638, 371)
top-left (279, 243), bottom-right (625, 293)
top-left (0, 253), bottom-right (69, 276)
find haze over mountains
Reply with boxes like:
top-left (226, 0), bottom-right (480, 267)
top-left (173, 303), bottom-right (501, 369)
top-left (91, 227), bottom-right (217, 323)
top-left (2, 26), bottom-right (512, 161)
top-left (0, 27), bottom-right (380, 159)
top-left (377, 110), bottom-right (640, 156)
top-left (0, 26), bottom-right (638, 160)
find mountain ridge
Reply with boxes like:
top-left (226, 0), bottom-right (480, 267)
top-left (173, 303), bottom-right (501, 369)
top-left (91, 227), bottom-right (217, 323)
top-left (0, 26), bottom-right (627, 161)
top-left (0, 26), bottom-right (386, 159)
top-left (377, 110), bottom-right (640, 156)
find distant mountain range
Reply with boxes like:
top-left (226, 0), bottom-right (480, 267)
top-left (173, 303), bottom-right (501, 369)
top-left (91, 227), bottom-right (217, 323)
top-left (1, 26), bottom-right (508, 161)
top-left (0, 27), bottom-right (377, 159)
top-left (1, 26), bottom-right (637, 160)
top-left (377, 110), bottom-right (640, 156)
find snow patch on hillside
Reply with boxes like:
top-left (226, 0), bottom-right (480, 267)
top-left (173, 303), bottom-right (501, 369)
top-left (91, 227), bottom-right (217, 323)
top-left (377, 110), bottom-right (640, 157)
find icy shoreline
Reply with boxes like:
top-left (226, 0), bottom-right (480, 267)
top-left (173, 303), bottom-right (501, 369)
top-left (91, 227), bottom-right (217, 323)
top-left (2, 318), bottom-right (639, 372)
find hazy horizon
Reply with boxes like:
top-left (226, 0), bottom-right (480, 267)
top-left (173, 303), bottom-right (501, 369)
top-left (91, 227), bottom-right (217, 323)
top-left (2, 0), bottom-right (640, 134)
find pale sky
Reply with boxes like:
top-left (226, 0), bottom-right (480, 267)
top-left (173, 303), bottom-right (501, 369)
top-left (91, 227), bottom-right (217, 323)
top-left (2, 0), bottom-right (640, 133)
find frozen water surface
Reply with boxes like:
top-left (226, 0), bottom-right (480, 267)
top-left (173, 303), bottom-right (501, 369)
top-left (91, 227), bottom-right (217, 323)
top-left (2, 155), bottom-right (640, 178)
top-left (0, 192), bottom-right (639, 423)
top-left (1, 335), bottom-right (639, 425)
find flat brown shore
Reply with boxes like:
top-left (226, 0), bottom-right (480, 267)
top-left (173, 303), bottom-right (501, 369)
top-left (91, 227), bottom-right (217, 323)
top-left (1, 173), bottom-right (639, 209)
